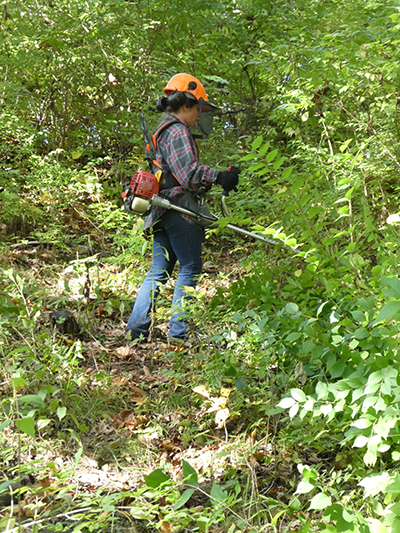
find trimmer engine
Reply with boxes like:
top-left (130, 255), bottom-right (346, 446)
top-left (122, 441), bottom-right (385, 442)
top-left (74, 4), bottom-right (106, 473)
top-left (122, 170), bottom-right (160, 214)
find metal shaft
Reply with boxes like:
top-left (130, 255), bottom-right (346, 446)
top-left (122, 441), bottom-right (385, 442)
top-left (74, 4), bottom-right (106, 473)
top-left (151, 195), bottom-right (295, 251)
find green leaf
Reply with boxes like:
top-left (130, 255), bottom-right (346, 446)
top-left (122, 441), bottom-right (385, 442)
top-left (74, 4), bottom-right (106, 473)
top-left (291, 178), bottom-right (302, 194)
top-left (359, 472), bottom-right (393, 497)
top-left (0, 420), bottom-right (11, 432)
top-left (354, 328), bottom-right (369, 339)
top-left (0, 480), bottom-right (13, 494)
top-left (286, 302), bottom-right (299, 314)
top-left (353, 436), bottom-right (369, 448)
top-left (130, 507), bottom-right (152, 520)
top-left (373, 301), bottom-right (400, 323)
top-left (271, 509), bottom-right (287, 526)
top-left (309, 492), bottom-right (332, 510)
top-left (248, 161), bottom-right (266, 172)
top-left (352, 418), bottom-right (372, 429)
top-left (278, 397), bottom-right (296, 409)
top-left (57, 406), bottom-right (67, 420)
top-left (182, 459), bottom-right (198, 486)
top-left (273, 156), bottom-right (285, 170)
top-left (296, 480), bottom-right (315, 494)
top-left (11, 377), bottom-right (28, 388)
top-left (17, 394), bottom-right (45, 409)
top-left (285, 332), bottom-right (301, 342)
top-left (14, 417), bottom-right (35, 437)
top-left (210, 482), bottom-right (228, 503)
top-left (339, 139), bottom-right (352, 152)
top-left (368, 520), bottom-right (389, 533)
top-left (235, 376), bottom-right (247, 390)
top-left (145, 469), bottom-right (170, 488)
top-left (381, 277), bottom-right (400, 299)
top-left (71, 149), bottom-right (83, 159)
top-left (74, 446), bottom-right (83, 466)
top-left (316, 381), bottom-right (328, 400)
top-left (291, 388), bottom-right (307, 402)
top-left (252, 135), bottom-right (263, 149)
top-left (282, 166), bottom-right (293, 179)
top-left (329, 359), bottom-right (345, 378)
top-left (240, 153), bottom-right (257, 161)
top-left (173, 488), bottom-right (195, 510)
top-left (259, 141), bottom-right (270, 156)
top-left (351, 310), bottom-right (366, 322)
top-left (265, 149), bottom-right (278, 163)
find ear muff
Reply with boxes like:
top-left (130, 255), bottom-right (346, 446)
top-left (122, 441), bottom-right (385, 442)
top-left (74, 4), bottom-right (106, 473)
top-left (166, 91), bottom-right (188, 110)
top-left (156, 97), bottom-right (168, 112)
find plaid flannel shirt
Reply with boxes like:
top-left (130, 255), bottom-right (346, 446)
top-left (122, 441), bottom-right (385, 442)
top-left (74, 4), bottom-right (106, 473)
top-left (143, 115), bottom-right (220, 233)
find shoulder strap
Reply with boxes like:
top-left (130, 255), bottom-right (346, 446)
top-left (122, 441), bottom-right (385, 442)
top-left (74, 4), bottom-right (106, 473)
top-left (140, 112), bottom-right (179, 165)
top-left (150, 119), bottom-right (180, 151)
top-left (142, 116), bottom-right (183, 188)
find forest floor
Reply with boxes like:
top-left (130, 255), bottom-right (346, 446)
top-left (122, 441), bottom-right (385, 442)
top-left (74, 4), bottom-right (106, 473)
top-left (0, 237), bottom-right (331, 532)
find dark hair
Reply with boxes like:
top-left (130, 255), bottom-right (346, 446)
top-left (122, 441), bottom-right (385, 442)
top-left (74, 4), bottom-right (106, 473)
top-left (156, 93), bottom-right (198, 113)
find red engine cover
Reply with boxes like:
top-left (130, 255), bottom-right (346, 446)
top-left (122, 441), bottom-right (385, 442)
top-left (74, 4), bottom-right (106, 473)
top-left (127, 170), bottom-right (160, 199)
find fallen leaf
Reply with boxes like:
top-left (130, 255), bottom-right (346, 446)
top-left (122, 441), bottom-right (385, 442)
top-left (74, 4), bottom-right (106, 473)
top-left (206, 396), bottom-right (228, 413)
top-left (114, 345), bottom-right (131, 359)
top-left (160, 521), bottom-right (172, 533)
top-left (193, 385), bottom-right (211, 398)
top-left (113, 410), bottom-right (149, 430)
top-left (215, 408), bottom-right (230, 429)
top-left (161, 440), bottom-right (180, 451)
top-left (130, 385), bottom-right (148, 397)
top-left (113, 409), bottom-right (133, 428)
top-left (130, 396), bottom-right (147, 403)
top-left (111, 376), bottom-right (129, 387)
top-left (95, 303), bottom-right (106, 316)
top-left (171, 343), bottom-right (185, 352)
top-left (295, 361), bottom-right (307, 385)
top-left (142, 366), bottom-right (151, 377)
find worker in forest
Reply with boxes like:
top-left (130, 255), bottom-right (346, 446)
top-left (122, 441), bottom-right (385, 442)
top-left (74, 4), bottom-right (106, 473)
top-left (126, 73), bottom-right (240, 342)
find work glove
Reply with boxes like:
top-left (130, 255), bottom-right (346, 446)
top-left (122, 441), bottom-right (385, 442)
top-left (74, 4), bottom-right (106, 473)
top-left (216, 166), bottom-right (241, 193)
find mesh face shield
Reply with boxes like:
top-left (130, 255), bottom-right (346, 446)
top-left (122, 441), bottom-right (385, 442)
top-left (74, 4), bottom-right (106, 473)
top-left (158, 91), bottom-right (217, 138)
top-left (197, 97), bottom-right (216, 137)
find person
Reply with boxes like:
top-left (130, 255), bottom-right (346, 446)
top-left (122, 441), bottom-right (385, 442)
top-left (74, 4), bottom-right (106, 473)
top-left (126, 73), bottom-right (240, 342)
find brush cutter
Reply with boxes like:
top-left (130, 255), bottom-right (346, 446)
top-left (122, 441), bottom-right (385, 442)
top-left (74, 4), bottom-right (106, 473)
top-left (122, 170), bottom-right (296, 251)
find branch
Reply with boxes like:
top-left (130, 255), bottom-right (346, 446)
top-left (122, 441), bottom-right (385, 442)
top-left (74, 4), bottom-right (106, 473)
top-left (334, 98), bottom-right (400, 171)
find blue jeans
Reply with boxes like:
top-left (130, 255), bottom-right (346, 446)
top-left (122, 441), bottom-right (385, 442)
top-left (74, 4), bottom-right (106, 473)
top-left (126, 210), bottom-right (203, 340)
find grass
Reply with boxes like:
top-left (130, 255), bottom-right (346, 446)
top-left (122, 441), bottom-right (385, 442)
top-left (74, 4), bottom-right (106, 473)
top-left (1, 236), bottom-right (372, 533)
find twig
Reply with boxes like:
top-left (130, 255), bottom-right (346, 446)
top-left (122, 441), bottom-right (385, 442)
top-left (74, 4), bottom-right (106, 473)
top-left (10, 241), bottom-right (51, 248)
top-left (334, 98), bottom-right (400, 170)
top-left (186, 484), bottom-right (254, 528)
top-left (321, 118), bottom-right (334, 158)
top-left (5, 507), bottom-right (93, 533)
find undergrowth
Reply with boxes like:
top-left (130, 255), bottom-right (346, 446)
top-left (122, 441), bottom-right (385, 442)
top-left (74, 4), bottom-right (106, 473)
top-left (2, 136), bottom-right (400, 533)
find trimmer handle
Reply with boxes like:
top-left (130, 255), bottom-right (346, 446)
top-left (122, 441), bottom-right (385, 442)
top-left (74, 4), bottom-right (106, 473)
top-left (224, 165), bottom-right (240, 196)
top-left (222, 187), bottom-right (238, 197)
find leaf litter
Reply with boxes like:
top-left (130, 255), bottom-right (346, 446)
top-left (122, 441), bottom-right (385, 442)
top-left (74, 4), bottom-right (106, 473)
top-left (0, 242), bottom-right (318, 531)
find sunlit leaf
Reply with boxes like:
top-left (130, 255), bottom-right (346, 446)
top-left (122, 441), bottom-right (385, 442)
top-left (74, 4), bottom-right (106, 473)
top-left (182, 459), bottom-right (198, 486)
top-left (14, 417), bottom-right (35, 437)
top-left (309, 492), bottom-right (331, 510)
top-left (145, 469), bottom-right (170, 488)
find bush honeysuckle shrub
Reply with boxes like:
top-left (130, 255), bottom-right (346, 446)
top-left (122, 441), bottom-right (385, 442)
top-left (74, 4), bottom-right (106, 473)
top-left (277, 274), bottom-right (400, 469)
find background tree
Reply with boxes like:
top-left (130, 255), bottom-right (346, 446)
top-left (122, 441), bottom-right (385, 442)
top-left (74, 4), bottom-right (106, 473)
top-left (2, 1), bottom-right (400, 531)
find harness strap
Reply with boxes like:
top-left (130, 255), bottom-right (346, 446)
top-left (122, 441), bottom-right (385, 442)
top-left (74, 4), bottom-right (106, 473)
top-left (144, 119), bottom-right (182, 190)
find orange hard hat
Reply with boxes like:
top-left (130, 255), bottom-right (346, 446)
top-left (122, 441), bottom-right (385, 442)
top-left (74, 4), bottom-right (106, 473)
top-left (163, 73), bottom-right (209, 102)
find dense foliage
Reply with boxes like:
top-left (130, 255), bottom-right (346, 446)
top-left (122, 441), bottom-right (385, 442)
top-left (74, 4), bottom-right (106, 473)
top-left (2, 0), bottom-right (400, 531)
